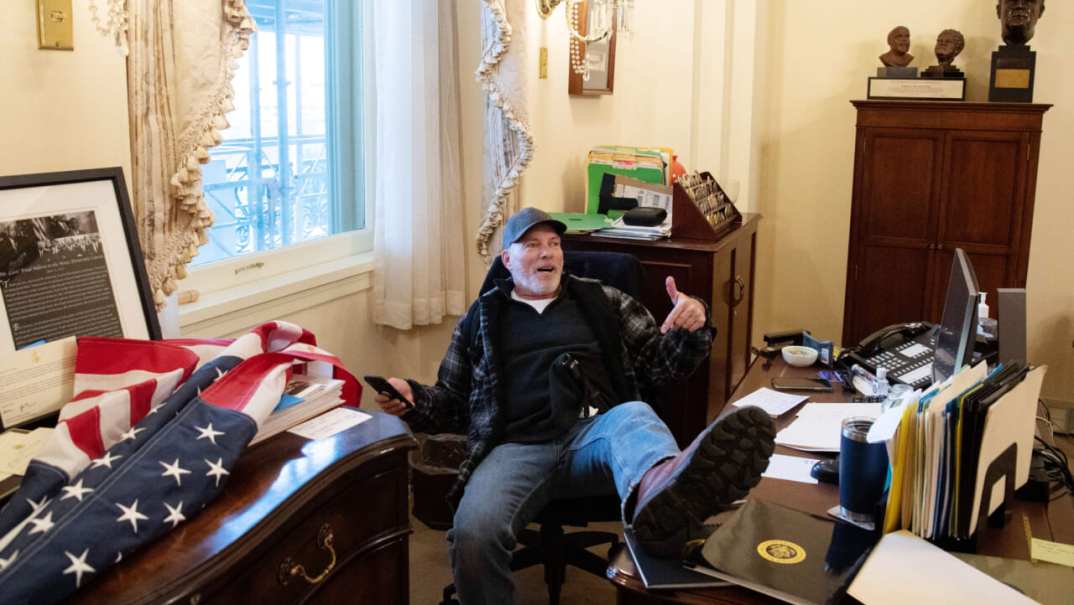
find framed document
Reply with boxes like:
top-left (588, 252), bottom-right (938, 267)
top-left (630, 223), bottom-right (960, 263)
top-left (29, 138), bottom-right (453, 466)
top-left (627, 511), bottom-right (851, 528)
top-left (0, 167), bottom-right (160, 352)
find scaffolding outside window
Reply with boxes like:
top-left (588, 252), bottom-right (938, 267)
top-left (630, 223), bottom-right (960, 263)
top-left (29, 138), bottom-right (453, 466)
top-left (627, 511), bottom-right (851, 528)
top-left (196, 0), bottom-right (363, 266)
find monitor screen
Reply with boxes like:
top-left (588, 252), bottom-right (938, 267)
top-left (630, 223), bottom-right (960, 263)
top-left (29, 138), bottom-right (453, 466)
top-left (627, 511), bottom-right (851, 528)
top-left (933, 249), bottom-right (980, 384)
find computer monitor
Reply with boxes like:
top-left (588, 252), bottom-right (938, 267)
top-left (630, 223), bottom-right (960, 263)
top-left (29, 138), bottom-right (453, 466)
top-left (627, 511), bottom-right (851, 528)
top-left (932, 248), bottom-right (980, 384)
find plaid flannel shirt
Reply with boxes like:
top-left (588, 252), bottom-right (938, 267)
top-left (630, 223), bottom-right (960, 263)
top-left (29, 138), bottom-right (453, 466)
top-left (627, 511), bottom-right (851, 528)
top-left (401, 275), bottom-right (712, 502)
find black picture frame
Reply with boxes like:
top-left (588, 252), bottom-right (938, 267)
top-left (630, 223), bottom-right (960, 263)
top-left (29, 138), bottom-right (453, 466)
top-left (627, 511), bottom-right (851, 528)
top-left (0, 167), bottom-right (160, 352)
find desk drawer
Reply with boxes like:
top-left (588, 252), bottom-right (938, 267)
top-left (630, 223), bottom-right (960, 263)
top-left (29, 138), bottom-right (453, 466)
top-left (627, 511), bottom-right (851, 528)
top-left (205, 463), bottom-right (409, 604)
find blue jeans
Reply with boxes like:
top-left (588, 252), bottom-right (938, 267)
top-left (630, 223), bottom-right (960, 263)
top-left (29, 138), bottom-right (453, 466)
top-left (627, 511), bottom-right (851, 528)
top-left (448, 401), bottom-right (679, 605)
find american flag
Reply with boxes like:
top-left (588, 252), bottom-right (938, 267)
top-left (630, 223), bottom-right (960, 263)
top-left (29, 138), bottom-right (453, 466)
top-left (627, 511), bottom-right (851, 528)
top-left (0, 321), bottom-right (360, 604)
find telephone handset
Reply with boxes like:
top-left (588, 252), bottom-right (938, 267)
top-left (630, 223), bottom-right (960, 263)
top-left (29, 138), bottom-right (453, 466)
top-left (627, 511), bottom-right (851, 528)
top-left (841, 321), bottom-right (936, 389)
top-left (855, 322), bottom-right (933, 357)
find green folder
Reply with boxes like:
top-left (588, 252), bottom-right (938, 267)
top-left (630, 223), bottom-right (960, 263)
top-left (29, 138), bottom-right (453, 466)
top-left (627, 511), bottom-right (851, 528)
top-left (550, 212), bottom-right (612, 234)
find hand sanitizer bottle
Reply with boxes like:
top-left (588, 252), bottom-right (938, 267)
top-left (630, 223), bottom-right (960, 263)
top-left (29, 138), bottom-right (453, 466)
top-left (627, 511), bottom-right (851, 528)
top-left (874, 367), bottom-right (890, 399)
top-left (978, 293), bottom-right (997, 338)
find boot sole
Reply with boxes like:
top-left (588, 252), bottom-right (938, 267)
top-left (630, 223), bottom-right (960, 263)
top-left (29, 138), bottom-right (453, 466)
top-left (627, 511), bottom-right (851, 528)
top-left (632, 406), bottom-right (775, 557)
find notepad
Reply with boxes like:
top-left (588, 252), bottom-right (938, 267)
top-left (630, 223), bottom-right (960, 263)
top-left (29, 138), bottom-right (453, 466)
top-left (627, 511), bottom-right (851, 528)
top-left (774, 403), bottom-right (881, 452)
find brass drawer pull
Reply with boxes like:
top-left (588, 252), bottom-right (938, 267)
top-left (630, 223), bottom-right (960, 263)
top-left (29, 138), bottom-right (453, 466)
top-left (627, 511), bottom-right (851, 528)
top-left (730, 276), bottom-right (746, 306)
top-left (278, 523), bottom-right (337, 586)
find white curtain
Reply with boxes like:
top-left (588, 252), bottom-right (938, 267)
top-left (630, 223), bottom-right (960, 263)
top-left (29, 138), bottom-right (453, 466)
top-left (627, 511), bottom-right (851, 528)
top-left (369, 1), bottom-right (466, 330)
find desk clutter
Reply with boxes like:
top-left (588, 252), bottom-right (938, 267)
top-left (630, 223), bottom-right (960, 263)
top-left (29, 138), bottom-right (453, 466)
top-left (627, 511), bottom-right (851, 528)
top-left (565, 145), bottom-right (743, 242)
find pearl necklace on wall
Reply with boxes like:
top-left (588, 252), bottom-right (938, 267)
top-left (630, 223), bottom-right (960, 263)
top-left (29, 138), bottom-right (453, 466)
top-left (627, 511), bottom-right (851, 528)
top-left (564, 0), bottom-right (632, 79)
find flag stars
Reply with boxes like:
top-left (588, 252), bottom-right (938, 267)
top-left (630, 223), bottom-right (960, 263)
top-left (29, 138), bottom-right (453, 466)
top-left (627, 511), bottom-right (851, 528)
top-left (0, 550), bottom-right (18, 573)
top-left (114, 552), bottom-right (123, 564)
top-left (115, 500), bottom-right (149, 534)
top-left (215, 367), bottom-right (229, 381)
top-left (163, 501), bottom-right (186, 528)
top-left (26, 496), bottom-right (51, 514)
top-left (160, 458), bottom-right (192, 487)
top-left (120, 426), bottom-right (145, 442)
top-left (195, 423), bottom-right (225, 446)
top-left (28, 512), bottom-right (54, 535)
top-left (63, 549), bottom-right (95, 588)
top-left (205, 458), bottom-right (230, 487)
top-left (90, 452), bottom-right (123, 470)
top-left (147, 404), bottom-right (165, 416)
top-left (61, 480), bottom-right (94, 503)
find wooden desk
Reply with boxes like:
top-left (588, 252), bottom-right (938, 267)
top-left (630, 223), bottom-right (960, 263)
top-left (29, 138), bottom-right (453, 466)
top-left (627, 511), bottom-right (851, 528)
top-left (70, 412), bottom-right (416, 605)
top-left (608, 359), bottom-right (1074, 604)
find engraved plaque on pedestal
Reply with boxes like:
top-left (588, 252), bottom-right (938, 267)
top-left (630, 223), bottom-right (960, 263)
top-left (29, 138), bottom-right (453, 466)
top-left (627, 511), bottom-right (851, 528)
top-left (989, 45), bottom-right (1036, 103)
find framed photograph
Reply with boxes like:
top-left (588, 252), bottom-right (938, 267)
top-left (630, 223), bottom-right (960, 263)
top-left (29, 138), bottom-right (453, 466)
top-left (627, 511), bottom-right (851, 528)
top-left (0, 167), bottom-right (160, 352)
top-left (568, 0), bottom-right (617, 96)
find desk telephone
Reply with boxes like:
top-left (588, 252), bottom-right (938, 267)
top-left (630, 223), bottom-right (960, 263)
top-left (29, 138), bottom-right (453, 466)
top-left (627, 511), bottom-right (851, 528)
top-left (843, 322), bottom-right (937, 389)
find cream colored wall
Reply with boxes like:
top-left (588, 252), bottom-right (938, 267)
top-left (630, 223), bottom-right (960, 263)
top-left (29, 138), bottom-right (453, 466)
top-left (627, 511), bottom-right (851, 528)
top-left (516, 0), bottom-right (766, 213)
top-left (0, 2), bottom-right (132, 183)
top-left (755, 1), bottom-right (1074, 402)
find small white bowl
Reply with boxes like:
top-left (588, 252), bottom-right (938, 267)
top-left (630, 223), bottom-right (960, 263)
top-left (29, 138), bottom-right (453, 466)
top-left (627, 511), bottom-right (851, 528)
top-left (782, 345), bottom-right (819, 367)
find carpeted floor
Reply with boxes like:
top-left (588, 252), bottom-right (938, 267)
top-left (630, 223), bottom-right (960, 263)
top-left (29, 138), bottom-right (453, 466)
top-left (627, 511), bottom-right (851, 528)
top-left (408, 516), bottom-right (622, 605)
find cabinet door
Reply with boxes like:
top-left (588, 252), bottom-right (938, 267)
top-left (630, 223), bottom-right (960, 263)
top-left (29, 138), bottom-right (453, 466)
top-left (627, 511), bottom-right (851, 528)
top-left (845, 128), bottom-right (944, 344)
top-left (931, 131), bottom-right (1030, 318)
top-left (727, 229), bottom-right (755, 399)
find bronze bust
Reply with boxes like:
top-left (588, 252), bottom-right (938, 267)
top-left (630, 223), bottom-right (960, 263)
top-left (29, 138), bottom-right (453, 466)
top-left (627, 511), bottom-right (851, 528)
top-left (879, 26), bottom-right (914, 67)
top-left (922, 29), bottom-right (966, 79)
top-left (998, 0), bottom-right (1045, 46)
top-left (934, 29), bottom-right (965, 67)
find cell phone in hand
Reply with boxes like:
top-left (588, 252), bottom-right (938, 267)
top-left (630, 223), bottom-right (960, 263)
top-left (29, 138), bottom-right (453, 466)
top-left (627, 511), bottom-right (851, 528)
top-left (363, 375), bottom-right (414, 408)
top-left (771, 377), bottom-right (833, 392)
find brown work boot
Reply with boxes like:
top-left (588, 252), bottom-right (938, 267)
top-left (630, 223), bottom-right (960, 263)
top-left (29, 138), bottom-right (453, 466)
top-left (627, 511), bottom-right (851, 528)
top-left (630, 406), bottom-right (775, 558)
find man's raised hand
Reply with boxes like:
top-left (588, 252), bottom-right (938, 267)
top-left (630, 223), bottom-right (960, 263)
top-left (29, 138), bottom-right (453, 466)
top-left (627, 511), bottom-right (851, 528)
top-left (660, 276), bottom-right (707, 334)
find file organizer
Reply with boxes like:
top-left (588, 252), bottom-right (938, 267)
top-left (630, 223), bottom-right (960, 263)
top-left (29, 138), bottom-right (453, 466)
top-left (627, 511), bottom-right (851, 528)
top-left (966, 366), bottom-right (1045, 535)
top-left (882, 365), bottom-right (1047, 548)
top-left (671, 171), bottom-right (742, 241)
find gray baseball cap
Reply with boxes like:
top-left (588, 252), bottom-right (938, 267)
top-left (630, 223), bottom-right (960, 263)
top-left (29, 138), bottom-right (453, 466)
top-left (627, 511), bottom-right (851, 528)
top-left (502, 207), bottom-right (567, 248)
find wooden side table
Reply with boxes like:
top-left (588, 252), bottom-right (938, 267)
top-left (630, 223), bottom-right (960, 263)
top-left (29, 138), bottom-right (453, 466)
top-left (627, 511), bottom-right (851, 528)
top-left (70, 412), bottom-right (416, 605)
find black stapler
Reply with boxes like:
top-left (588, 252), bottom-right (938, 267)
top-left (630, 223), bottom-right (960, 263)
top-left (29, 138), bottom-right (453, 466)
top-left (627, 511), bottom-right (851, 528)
top-left (758, 329), bottom-right (811, 358)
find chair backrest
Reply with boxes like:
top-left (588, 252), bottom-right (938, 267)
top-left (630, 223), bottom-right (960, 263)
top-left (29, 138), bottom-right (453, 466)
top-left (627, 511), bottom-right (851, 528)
top-left (480, 250), bottom-right (643, 298)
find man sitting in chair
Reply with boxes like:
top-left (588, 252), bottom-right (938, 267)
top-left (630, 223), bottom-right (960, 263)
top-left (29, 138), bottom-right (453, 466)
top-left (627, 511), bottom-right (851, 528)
top-left (375, 207), bottom-right (775, 604)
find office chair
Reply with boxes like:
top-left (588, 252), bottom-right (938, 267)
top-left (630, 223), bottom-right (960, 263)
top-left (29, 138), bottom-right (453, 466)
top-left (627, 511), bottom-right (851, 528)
top-left (437, 250), bottom-right (643, 605)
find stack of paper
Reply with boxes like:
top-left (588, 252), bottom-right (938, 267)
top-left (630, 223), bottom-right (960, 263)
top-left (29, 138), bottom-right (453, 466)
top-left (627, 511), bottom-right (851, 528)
top-left (250, 374), bottom-right (344, 445)
top-left (774, 403), bottom-right (882, 452)
top-left (732, 387), bottom-right (808, 417)
top-left (591, 217), bottom-right (671, 241)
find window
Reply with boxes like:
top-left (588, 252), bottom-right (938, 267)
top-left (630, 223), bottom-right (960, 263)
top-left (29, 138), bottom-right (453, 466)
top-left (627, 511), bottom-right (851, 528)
top-left (195, 0), bottom-right (365, 270)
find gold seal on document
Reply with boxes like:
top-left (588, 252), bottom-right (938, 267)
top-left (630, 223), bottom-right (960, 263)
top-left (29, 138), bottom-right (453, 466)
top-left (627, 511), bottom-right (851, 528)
top-left (756, 539), bottom-right (806, 564)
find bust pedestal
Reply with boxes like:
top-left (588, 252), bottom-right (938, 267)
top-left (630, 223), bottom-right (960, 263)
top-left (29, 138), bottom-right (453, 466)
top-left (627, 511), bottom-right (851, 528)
top-left (990, 45), bottom-right (1036, 102)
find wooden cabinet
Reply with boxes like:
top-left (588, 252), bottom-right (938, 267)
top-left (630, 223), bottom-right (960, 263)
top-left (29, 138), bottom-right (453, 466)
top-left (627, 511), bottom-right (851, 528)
top-left (565, 214), bottom-right (759, 447)
top-left (843, 101), bottom-right (1049, 345)
top-left (70, 413), bottom-right (416, 605)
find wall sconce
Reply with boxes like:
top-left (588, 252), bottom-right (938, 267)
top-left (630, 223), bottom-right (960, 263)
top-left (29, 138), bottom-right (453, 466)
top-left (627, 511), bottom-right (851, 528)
top-left (37, 0), bottom-right (74, 50)
top-left (536, 0), bottom-right (633, 78)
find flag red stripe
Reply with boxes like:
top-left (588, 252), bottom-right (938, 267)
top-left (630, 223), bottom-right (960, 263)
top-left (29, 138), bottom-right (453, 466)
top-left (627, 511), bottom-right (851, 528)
top-left (199, 353), bottom-right (293, 411)
top-left (72, 390), bottom-right (105, 402)
top-left (75, 337), bottom-right (199, 381)
top-left (127, 379), bottom-right (157, 425)
top-left (63, 407), bottom-right (106, 460)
